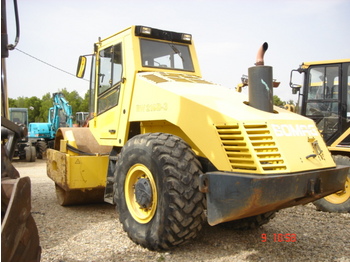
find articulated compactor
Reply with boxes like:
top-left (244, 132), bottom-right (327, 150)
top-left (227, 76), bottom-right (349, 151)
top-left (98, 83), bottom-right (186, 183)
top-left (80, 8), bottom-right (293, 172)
top-left (47, 26), bottom-right (348, 250)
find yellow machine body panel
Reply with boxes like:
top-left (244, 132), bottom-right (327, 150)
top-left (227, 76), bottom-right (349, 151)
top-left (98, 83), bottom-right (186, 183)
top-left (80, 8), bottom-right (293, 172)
top-left (128, 72), bottom-right (335, 174)
top-left (47, 128), bottom-right (111, 191)
top-left (47, 149), bottom-right (109, 190)
top-left (300, 59), bottom-right (350, 69)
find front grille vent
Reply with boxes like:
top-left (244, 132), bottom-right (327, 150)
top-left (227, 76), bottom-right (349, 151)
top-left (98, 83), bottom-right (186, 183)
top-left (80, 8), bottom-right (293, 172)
top-left (216, 123), bottom-right (286, 172)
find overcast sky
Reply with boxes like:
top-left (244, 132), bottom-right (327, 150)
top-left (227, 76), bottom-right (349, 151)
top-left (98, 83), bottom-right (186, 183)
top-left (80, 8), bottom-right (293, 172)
top-left (4, 0), bottom-right (350, 103)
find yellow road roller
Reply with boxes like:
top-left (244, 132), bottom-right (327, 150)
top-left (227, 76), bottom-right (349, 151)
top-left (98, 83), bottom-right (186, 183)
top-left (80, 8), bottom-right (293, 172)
top-left (47, 25), bottom-right (348, 251)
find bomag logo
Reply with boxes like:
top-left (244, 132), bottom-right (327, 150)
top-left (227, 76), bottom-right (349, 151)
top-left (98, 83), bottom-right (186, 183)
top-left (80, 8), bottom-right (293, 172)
top-left (271, 124), bottom-right (319, 137)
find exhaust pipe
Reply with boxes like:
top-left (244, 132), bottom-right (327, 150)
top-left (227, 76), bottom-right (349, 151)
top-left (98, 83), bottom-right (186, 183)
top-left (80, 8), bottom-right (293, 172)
top-left (248, 42), bottom-right (274, 113)
top-left (255, 42), bottom-right (268, 65)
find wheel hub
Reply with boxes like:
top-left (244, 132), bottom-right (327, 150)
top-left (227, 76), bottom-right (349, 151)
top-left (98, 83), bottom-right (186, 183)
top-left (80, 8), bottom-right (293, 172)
top-left (324, 176), bottom-right (350, 204)
top-left (124, 164), bottom-right (158, 224)
top-left (135, 178), bottom-right (153, 208)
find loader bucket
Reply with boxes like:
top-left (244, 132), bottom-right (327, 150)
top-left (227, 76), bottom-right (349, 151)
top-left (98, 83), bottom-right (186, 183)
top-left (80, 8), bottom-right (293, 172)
top-left (1, 142), bottom-right (41, 261)
top-left (1, 176), bottom-right (41, 262)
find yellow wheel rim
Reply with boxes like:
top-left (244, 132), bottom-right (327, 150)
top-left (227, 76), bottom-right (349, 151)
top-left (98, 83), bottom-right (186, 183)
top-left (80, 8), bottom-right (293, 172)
top-left (324, 176), bottom-right (350, 204)
top-left (124, 164), bottom-right (158, 224)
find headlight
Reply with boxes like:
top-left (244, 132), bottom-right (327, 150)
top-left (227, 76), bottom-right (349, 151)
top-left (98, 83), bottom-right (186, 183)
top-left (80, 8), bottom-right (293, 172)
top-left (141, 27), bottom-right (151, 35)
top-left (181, 33), bottom-right (192, 42)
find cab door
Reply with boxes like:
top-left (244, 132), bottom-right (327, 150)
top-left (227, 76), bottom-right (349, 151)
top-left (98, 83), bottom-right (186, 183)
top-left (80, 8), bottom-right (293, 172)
top-left (302, 64), bottom-right (348, 144)
top-left (93, 43), bottom-right (124, 144)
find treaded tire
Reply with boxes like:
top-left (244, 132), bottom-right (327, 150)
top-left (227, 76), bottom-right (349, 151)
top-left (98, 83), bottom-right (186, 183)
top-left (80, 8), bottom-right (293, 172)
top-left (36, 141), bottom-right (47, 159)
top-left (114, 133), bottom-right (206, 250)
top-left (219, 211), bottom-right (276, 230)
top-left (25, 145), bottom-right (36, 162)
top-left (313, 155), bottom-right (350, 213)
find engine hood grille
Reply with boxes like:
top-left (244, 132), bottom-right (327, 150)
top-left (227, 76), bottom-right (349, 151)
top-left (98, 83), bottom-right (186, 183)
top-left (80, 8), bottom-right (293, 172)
top-left (216, 123), bottom-right (286, 173)
top-left (141, 72), bottom-right (213, 84)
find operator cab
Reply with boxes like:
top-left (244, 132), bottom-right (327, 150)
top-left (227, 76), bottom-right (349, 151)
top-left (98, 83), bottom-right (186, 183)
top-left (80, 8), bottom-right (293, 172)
top-left (290, 60), bottom-right (350, 145)
top-left (75, 25), bottom-right (201, 144)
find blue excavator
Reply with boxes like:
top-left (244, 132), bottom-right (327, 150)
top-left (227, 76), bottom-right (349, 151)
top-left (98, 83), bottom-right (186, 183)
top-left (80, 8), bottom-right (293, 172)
top-left (9, 92), bottom-right (73, 160)
top-left (28, 92), bottom-right (73, 158)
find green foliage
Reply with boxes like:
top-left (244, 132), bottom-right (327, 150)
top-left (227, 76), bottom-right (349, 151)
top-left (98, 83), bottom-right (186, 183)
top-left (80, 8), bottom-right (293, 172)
top-left (8, 98), bottom-right (16, 108)
top-left (80, 90), bottom-right (90, 112)
top-left (9, 89), bottom-right (89, 124)
top-left (9, 96), bottom-right (42, 122)
top-left (273, 95), bottom-right (284, 106)
top-left (27, 96), bottom-right (42, 122)
top-left (40, 93), bottom-right (52, 122)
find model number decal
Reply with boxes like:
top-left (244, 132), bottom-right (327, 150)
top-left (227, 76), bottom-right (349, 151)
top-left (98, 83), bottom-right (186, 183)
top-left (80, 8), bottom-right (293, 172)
top-left (271, 124), bottom-right (319, 137)
top-left (136, 103), bottom-right (168, 112)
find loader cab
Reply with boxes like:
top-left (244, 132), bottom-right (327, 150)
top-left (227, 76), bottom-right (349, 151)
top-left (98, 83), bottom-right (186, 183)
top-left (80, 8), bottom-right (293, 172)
top-left (290, 60), bottom-right (350, 145)
top-left (9, 108), bottom-right (28, 127)
top-left (76, 25), bottom-right (200, 147)
top-left (75, 112), bottom-right (89, 127)
top-left (9, 108), bottom-right (28, 142)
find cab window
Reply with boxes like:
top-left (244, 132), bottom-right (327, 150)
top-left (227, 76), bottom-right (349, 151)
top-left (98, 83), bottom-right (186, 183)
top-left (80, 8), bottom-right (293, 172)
top-left (140, 39), bottom-right (194, 71)
top-left (306, 65), bottom-right (340, 141)
top-left (306, 66), bottom-right (339, 115)
top-left (97, 43), bottom-right (123, 114)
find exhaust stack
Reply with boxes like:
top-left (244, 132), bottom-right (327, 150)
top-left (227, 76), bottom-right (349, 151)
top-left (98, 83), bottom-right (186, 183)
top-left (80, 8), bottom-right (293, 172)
top-left (248, 42), bottom-right (274, 113)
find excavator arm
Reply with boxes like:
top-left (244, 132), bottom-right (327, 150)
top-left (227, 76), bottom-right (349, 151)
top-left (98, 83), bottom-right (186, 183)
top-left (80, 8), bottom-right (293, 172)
top-left (51, 92), bottom-right (73, 133)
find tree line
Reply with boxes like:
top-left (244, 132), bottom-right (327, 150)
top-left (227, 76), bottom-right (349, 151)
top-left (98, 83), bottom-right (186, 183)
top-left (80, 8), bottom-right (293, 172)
top-left (9, 88), bottom-right (89, 124)
top-left (9, 89), bottom-right (294, 124)
top-left (273, 96), bottom-right (294, 107)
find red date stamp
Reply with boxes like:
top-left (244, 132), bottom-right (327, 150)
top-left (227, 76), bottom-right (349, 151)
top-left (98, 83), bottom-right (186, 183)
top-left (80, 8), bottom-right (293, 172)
top-left (261, 233), bottom-right (297, 242)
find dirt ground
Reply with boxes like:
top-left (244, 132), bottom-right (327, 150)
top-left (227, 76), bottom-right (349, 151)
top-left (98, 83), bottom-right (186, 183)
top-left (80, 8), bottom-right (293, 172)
top-left (13, 159), bottom-right (350, 262)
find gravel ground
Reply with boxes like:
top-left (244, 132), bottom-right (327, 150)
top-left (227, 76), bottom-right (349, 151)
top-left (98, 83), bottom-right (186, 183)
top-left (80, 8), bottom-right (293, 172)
top-left (13, 159), bottom-right (350, 262)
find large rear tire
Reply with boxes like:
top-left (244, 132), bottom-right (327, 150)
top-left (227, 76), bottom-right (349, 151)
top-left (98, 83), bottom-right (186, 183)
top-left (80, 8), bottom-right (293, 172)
top-left (114, 133), bottom-right (206, 250)
top-left (36, 141), bottom-right (47, 159)
top-left (25, 145), bottom-right (36, 162)
top-left (313, 155), bottom-right (350, 213)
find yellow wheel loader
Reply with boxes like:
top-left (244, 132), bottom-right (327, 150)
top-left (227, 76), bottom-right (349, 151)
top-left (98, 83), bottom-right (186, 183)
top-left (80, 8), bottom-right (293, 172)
top-left (47, 25), bottom-right (348, 250)
top-left (290, 59), bottom-right (350, 213)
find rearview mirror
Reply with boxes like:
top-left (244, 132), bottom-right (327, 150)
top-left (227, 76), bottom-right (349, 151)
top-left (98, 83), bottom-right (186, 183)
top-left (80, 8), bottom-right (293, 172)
top-left (76, 56), bottom-right (87, 78)
top-left (291, 84), bottom-right (302, 94)
top-left (289, 69), bottom-right (304, 95)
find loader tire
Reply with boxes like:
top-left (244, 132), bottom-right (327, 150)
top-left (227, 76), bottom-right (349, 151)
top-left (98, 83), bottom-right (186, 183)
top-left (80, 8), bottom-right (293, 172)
top-left (36, 141), bottom-right (47, 159)
top-left (114, 133), bottom-right (206, 250)
top-left (220, 211), bottom-right (276, 230)
top-left (313, 155), bottom-right (350, 213)
top-left (25, 145), bottom-right (36, 162)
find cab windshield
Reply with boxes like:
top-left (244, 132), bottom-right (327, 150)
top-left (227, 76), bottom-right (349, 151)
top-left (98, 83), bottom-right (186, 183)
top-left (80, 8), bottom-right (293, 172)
top-left (140, 39), bottom-right (194, 71)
